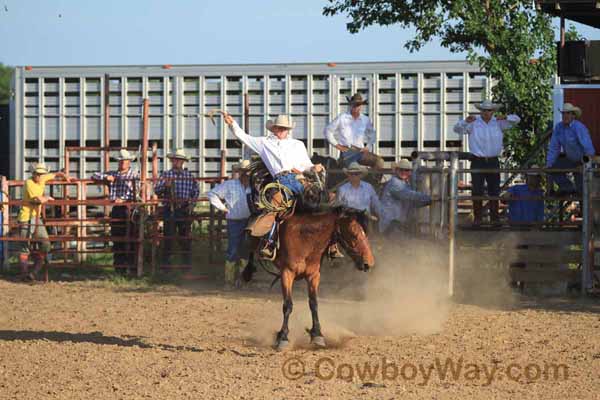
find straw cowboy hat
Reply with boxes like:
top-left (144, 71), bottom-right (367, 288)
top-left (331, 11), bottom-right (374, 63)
top-left (232, 159), bottom-right (251, 171)
top-left (391, 159), bottom-right (413, 170)
top-left (266, 115), bottom-right (295, 132)
top-left (559, 103), bottom-right (582, 118)
top-left (346, 93), bottom-right (368, 107)
top-left (167, 148), bottom-right (190, 161)
top-left (115, 149), bottom-right (136, 161)
top-left (343, 162), bottom-right (367, 175)
top-left (30, 163), bottom-right (49, 175)
top-left (474, 100), bottom-right (501, 111)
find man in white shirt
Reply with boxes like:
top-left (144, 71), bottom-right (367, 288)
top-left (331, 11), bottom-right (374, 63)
top-left (325, 93), bottom-right (384, 170)
top-left (336, 162), bottom-right (380, 218)
top-left (223, 113), bottom-right (322, 194)
top-left (453, 100), bottom-right (520, 225)
top-left (223, 113), bottom-right (324, 259)
top-left (208, 160), bottom-right (252, 289)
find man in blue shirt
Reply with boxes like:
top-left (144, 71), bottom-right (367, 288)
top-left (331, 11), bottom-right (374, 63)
top-left (503, 166), bottom-right (544, 224)
top-left (546, 103), bottom-right (595, 194)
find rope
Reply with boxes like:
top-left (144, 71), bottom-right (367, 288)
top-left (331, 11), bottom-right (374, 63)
top-left (257, 182), bottom-right (295, 213)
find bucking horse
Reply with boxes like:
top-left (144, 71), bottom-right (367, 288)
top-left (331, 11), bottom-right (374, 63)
top-left (243, 161), bottom-right (375, 351)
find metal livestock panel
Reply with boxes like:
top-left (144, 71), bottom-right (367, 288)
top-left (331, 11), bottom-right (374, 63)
top-left (10, 61), bottom-right (489, 183)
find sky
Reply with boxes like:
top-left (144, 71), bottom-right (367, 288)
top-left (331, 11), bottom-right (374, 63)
top-left (0, 0), bottom-right (598, 66)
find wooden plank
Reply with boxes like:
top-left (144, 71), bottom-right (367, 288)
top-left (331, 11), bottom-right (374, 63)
top-left (509, 268), bottom-right (579, 283)
top-left (458, 249), bottom-right (581, 264)
top-left (457, 230), bottom-right (581, 246)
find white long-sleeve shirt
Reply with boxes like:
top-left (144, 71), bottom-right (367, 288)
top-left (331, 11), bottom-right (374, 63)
top-left (325, 112), bottom-right (376, 149)
top-left (336, 181), bottom-right (380, 215)
top-left (453, 115), bottom-right (520, 157)
top-left (229, 121), bottom-right (313, 177)
top-left (207, 179), bottom-right (251, 220)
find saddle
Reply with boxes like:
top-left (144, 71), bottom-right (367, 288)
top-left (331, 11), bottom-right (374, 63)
top-left (246, 161), bottom-right (328, 237)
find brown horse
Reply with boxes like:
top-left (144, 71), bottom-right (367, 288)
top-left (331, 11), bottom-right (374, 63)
top-left (244, 207), bottom-right (375, 350)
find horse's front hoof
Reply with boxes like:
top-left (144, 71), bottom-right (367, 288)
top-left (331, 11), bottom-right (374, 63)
top-left (311, 335), bottom-right (326, 348)
top-left (275, 339), bottom-right (290, 352)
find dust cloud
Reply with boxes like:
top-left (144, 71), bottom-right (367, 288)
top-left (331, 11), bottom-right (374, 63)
top-left (245, 234), bottom-right (521, 349)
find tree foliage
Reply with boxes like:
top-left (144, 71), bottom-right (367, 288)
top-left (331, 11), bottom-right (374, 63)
top-left (0, 63), bottom-right (13, 105)
top-left (323, 0), bottom-right (562, 165)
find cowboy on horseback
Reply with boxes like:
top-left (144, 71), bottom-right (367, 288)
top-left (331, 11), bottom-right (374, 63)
top-left (223, 112), bottom-right (327, 259)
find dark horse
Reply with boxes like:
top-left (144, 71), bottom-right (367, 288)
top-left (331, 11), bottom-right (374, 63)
top-left (244, 207), bottom-right (375, 350)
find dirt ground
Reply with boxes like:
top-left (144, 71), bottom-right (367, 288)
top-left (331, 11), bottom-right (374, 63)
top-left (1, 253), bottom-right (600, 400)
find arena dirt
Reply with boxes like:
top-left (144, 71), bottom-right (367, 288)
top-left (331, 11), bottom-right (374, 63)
top-left (0, 252), bottom-right (599, 399)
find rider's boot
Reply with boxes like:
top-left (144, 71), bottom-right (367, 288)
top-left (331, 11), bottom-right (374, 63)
top-left (328, 243), bottom-right (344, 259)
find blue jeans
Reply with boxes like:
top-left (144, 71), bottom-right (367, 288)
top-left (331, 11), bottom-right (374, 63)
top-left (162, 208), bottom-right (192, 265)
top-left (275, 174), bottom-right (304, 195)
top-left (340, 149), bottom-right (363, 168)
top-left (226, 219), bottom-right (248, 262)
top-left (548, 157), bottom-right (582, 194)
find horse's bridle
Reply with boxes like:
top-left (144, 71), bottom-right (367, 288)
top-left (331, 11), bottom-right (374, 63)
top-left (334, 217), bottom-right (366, 263)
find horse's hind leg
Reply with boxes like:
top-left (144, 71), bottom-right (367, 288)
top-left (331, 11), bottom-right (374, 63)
top-left (307, 272), bottom-right (326, 348)
top-left (275, 269), bottom-right (294, 351)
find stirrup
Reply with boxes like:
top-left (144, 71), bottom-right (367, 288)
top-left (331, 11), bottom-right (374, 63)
top-left (328, 245), bottom-right (344, 259)
top-left (260, 245), bottom-right (277, 261)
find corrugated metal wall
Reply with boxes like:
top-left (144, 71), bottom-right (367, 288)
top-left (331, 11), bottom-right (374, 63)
top-left (10, 61), bottom-right (489, 184)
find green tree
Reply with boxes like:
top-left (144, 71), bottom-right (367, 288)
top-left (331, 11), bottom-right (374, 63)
top-left (323, 0), bottom-right (559, 165)
top-left (0, 63), bottom-right (13, 105)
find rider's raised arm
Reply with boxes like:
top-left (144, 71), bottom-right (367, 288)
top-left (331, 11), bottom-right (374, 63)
top-left (227, 120), bottom-right (264, 155)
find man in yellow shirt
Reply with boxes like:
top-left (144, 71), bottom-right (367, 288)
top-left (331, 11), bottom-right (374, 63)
top-left (18, 163), bottom-right (71, 281)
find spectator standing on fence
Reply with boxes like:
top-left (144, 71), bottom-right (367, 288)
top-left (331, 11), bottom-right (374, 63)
top-left (17, 163), bottom-right (72, 281)
top-left (546, 103), bottom-right (595, 195)
top-left (91, 149), bottom-right (139, 275)
top-left (502, 165), bottom-right (545, 224)
top-left (379, 159), bottom-right (431, 237)
top-left (154, 149), bottom-right (199, 268)
top-left (453, 100), bottom-right (521, 225)
top-left (324, 93), bottom-right (384, 170)
top-left (208, 160), bottom-right (252, 289)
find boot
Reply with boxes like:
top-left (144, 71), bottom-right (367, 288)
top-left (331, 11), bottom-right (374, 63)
top-left (224, 260), bottom-right (236, 290)
top-left (235, 259), bottom-right (247, 288)
top-left (472, 200), bottom-right (483, 226)
top-left (259, 240), bottom-right (277, 260)
top-left (19, 253), bottom-right (33, 282)
top-left (327, 243), bottom-right (344, 259)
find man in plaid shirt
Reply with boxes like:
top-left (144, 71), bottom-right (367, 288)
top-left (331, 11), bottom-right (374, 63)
top-left (154, 149), bottom-right (199, 267)
top-left (91, 149), bottom-right (140, 274)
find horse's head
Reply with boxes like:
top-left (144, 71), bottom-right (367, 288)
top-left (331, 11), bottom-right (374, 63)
top-left (335, 207), bottom-right (375, 272)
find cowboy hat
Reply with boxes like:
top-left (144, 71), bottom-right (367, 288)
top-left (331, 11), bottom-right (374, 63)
top-left (346, 93), bottom-right (368, 107)
top-left (559, 103), bottom-right (582, 118)
top-left (232, 159), bottom-right (251, 171)
top-left (474, 100), bottom-right (501, 111)
top-left (115, 149), bottom-right (136, 161)
top-left (167, 148), bottom-right (190, 161)
top-left (30, 163), bottom-right (49, 175)
top-left (391, 159), bottom-right (413, 170)
top-left (266, 115), bottom-right (295, 132)
top-left (343, 162), bottom-right (367, 175)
